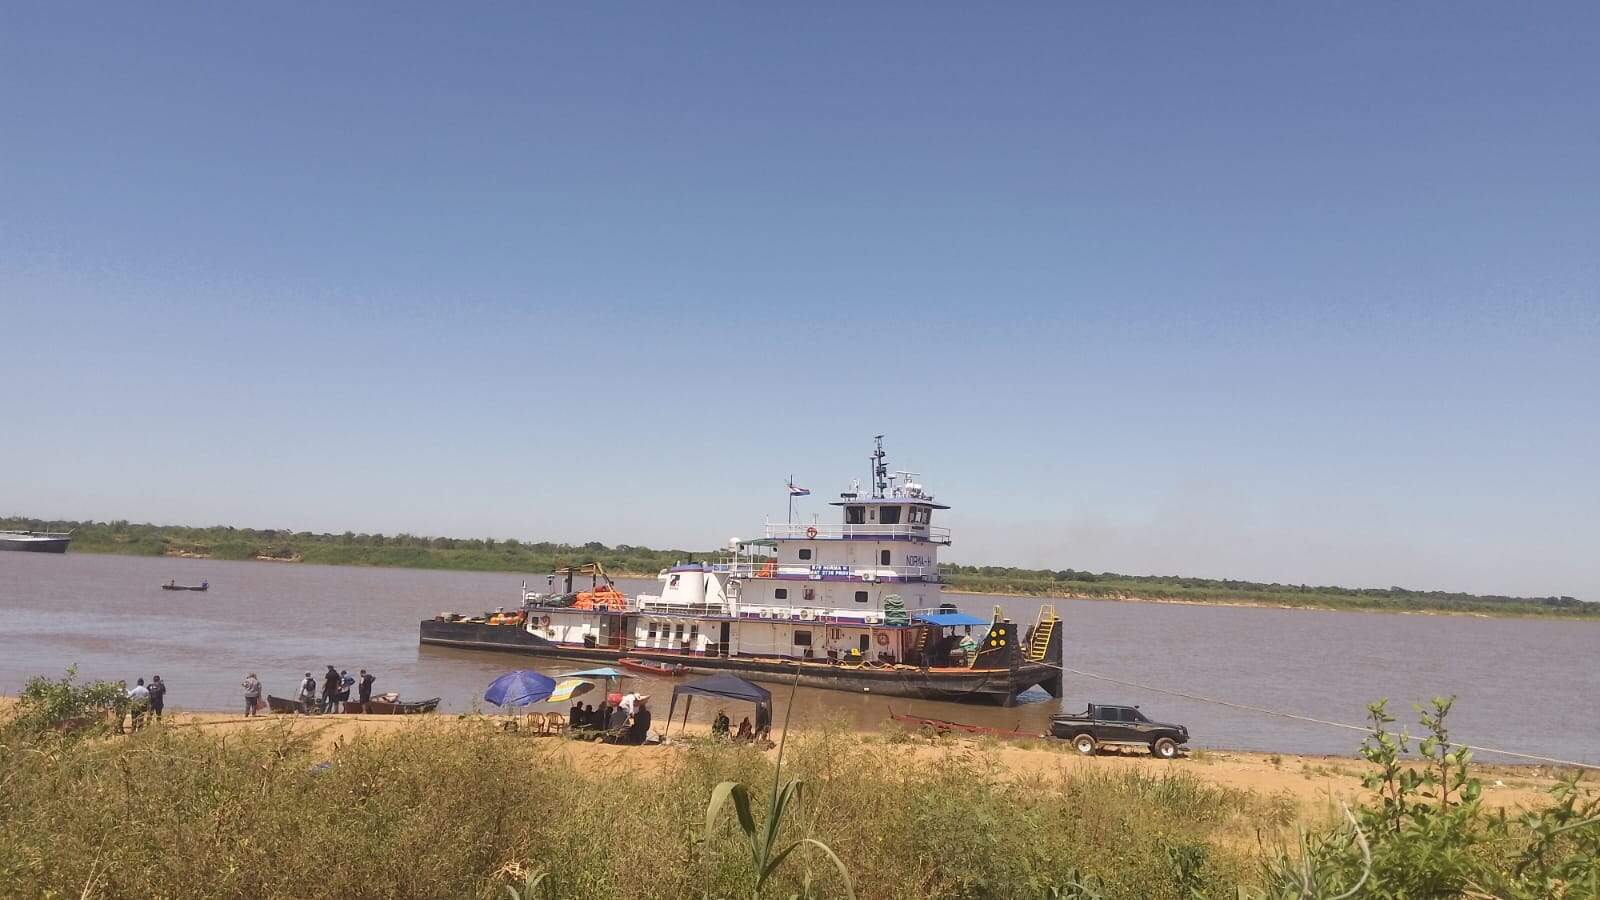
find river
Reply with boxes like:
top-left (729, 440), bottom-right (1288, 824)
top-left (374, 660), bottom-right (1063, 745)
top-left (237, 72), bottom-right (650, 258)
top-left (1, 552), bottom-right (1594, 763)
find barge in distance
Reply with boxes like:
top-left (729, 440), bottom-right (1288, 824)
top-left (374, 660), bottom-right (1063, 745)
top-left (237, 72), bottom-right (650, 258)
top-left (0, 530), bottom-right (72, 553)
top-left (421, 439), bottom-right (1064, 705)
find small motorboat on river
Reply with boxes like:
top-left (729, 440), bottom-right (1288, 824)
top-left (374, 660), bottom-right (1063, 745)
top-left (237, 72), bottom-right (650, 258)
top-left (161, 580), bottom-right (208, 591)
top-left (619, 657), bottom-right (689, 677)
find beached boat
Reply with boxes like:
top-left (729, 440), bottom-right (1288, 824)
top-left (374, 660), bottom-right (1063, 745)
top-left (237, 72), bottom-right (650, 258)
top-left (0, 530), bottom-right (71, 553)
top-left (619, 657), bottom-right (689, 677)
top-left (160, 583), bottom-right (209, 592)
top-left (421, 439), bottom-right (1065, 705)
top-left (265, 694), bottom-right (312, 714)
top-left (342, 697), bottom-right (440, 715)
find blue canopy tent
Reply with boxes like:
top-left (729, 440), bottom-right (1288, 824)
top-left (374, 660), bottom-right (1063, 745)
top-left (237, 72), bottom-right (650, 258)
top-left (484, 670), bottom-right (557, 708)
top-left (666, 673), bottom-right (772, 736)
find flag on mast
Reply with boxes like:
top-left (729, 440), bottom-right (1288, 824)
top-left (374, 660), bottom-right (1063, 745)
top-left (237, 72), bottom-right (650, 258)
top-left (787, 481), bottom-right (811, 496)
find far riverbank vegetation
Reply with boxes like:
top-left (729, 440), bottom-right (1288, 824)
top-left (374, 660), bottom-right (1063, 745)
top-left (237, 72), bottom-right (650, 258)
top-left (5, 516), bottom-right (1592, 619)
top-left (2, 671), bottom-right (1597, 898)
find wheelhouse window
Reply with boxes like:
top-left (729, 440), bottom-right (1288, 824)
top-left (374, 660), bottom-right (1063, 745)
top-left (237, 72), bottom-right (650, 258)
top-left (690, 625), bottom-right (700, 642)
top-left (879, 550), bottom-right (891, 565)
top-left (647, 622), bottom-right (658, 639)
top-left (674, 623), bottom-right (685, 640)
top-left (774, 588), bottom-right (788, 600)
top-left (798, 548), bottom-right (812, 560)
top-left (793, 630), bottom-right (812, 646)
top-left (878, 506), bottom-right (902, 525)
top-left (845, 506), bottom-right (865, 524)
top-left (854, 590), bottom-right (869, 604)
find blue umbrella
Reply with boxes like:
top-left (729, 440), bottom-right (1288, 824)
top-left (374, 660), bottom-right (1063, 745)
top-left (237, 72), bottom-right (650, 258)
top-left (484, 670), bottom-right (557, 708)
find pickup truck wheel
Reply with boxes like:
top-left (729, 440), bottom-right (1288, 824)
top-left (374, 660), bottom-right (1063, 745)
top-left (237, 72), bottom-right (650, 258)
top-left (1152, 737), bottom-right (1178, 759)
top-left (1072, 733), bottom-right (1097, 755)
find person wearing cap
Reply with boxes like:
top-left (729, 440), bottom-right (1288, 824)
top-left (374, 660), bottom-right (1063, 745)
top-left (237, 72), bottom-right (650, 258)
top-left (298, 672), bottom-right (317, 712)
top-left (242, 673), bottom-right (262, 716)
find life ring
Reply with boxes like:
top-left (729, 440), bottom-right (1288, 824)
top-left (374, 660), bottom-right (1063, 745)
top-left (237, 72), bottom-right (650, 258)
top-left (540, 615), bottom-right (552, 628)
top-left (805, 526), bottom-right (818, 538)
top-left (875, 632), bottom-right (889, 647)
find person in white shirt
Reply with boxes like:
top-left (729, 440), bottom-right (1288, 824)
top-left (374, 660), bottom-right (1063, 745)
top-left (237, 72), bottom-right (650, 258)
top-left (127, 678), bottom-right (151, 731)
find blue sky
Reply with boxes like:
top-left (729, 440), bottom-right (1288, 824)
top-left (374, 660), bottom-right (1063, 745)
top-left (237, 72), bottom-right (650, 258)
top-left (3, 4), bottom-right (1596, 599)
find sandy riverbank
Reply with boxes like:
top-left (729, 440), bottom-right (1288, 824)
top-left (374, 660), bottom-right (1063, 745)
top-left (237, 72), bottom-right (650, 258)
top-left (100, 708), bottom-right (1568, 816)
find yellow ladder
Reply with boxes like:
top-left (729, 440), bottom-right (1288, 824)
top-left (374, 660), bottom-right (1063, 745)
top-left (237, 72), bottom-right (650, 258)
top-left (1027, 605), bottom-right (1058, 661)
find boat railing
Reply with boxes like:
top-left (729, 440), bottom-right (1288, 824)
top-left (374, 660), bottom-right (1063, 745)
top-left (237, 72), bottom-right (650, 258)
top-left (763, 523), bottom-right (952, 544)
top-left (711, 561), bottom-right (941, 581)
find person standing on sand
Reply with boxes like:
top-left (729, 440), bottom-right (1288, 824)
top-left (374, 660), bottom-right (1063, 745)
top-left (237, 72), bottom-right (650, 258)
top-left (242, 673), bottom-right (262, 716)
top-left (338, 670), bottom-right (354, 711)
top-left (146, 675), bottom-right (167, 721)
top-left (298, 672), bottom-right (317, 712)
top-left (321, 666), bottom-right (339, 714)
top-left (358, 669), bottom-right (375, 713)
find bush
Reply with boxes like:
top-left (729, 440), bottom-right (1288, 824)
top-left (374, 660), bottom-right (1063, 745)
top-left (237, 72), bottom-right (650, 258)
top-left (1, 667), bottom-right (127, 741)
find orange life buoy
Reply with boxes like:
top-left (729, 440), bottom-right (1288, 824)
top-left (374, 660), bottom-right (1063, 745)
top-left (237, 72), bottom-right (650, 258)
top-left (805, 526), bottom-right (818, 538)
top-left (757, 562), bottom-right (776, 578)
top-left (875, 632), bottom-right (889, 647)
top-left (540, 615), bottom-right (552, 628)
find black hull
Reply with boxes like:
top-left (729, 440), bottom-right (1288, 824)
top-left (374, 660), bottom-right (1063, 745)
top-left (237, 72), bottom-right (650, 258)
top-left (0, 538), bottom-right (69, 553)
top-left (420, 619), bottom-right (1058, 704)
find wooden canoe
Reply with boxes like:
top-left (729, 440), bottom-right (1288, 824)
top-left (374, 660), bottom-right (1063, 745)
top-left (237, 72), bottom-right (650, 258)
top-left (266, 694), bottom-right (313, 714)
top-left (887, 707), bottom-right (1040, 739)
top-left (618, 657), bottom-right (689, 677)
top-left (343, 697), bottom-right (440, 715)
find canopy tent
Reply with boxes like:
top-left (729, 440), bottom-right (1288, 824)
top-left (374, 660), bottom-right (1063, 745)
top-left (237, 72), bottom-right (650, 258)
top-left (666, 674), bottom-right (772, 736)
top-left (914, 611), bottom-right (989, 627)
top-left (484, 670), bottom-right (556, 708)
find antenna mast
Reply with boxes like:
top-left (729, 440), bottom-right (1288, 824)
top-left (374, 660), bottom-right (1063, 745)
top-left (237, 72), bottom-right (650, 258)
top-left (871, 435), bottom-right (889, 499)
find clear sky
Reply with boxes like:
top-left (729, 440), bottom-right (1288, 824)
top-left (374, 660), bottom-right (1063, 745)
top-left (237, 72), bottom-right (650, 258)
top-left (3, 4), bottom-right (1596, 600)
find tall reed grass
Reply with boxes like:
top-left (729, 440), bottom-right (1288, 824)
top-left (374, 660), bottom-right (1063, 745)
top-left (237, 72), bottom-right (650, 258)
top-left (0, 719), bottom-right (1270, 900)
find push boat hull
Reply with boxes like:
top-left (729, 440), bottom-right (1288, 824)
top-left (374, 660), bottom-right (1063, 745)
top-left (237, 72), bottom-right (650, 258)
top-left (420, 619), bottom-right (1062, 704)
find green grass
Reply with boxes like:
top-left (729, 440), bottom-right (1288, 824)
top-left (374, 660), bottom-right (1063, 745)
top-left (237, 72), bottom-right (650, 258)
top-left (0, 721), bottom-right (1274, 900)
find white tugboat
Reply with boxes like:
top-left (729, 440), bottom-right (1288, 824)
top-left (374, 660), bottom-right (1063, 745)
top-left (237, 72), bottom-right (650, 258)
top-left (421, 439), bottom-right (1063, 704)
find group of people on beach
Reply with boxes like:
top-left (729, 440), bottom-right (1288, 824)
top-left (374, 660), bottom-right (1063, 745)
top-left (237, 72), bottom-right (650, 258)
top-left (711, 707), bottom-right (771, 744)
top-left (121, 675), bottom-right (168, 730)
top-left (568, 693), bottom-right (653, 744)
top-left (237, 666), bottom-right (377, 716)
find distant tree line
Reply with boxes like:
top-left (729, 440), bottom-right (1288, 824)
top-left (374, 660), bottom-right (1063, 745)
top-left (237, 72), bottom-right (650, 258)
top-left (5, 516), bottom-right (1592, 617)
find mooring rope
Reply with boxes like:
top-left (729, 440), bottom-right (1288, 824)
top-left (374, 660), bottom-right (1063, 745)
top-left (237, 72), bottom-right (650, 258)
top-left (1058, 665), bottom-right (1600, 771)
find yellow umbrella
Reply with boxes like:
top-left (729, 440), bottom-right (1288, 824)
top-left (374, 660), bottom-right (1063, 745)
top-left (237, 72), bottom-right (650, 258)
top-left (548, 678), bottom-right (596, 704)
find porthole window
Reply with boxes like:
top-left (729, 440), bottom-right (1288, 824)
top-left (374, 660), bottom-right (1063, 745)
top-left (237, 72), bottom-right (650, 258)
top-left (880, 550), bottom-right (891, 565)
top-left (775, 588), bottom-right (788, 600)
top-left (798, 548), bottom-right (812, 561)
top-left (854, 590), bottom-right (869, 604)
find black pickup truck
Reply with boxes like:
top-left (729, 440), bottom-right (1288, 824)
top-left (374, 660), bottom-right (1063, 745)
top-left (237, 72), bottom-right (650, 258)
top-left (1050, 703), bottom-right (1190, 759)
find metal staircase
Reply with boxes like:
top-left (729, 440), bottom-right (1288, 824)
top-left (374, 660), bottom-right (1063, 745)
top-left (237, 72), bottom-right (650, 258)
top-left (1027, 605), bottom-right (1058, 662)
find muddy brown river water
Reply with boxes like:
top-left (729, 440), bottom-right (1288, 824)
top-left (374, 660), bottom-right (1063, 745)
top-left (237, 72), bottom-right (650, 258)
top-left (2, 552), bottom-right (1595, 762)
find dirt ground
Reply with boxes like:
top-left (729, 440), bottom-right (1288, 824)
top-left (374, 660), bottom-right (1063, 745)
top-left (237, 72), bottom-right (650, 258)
top-left (72, 707), bottom-right (1569, 818)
